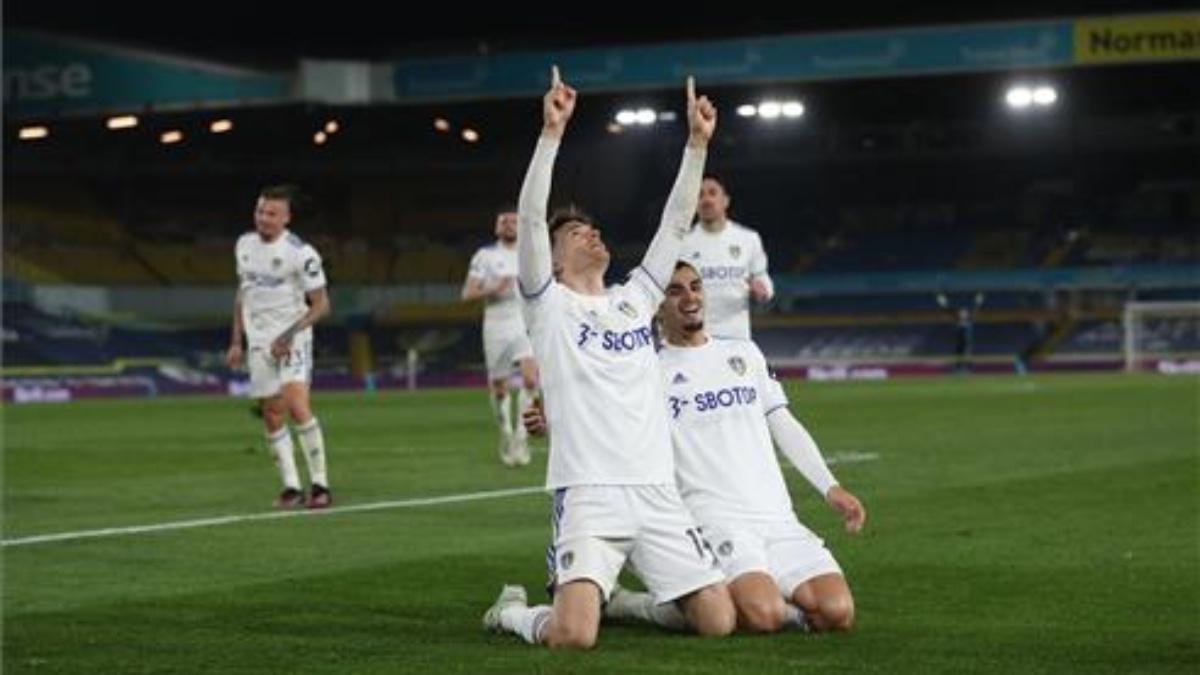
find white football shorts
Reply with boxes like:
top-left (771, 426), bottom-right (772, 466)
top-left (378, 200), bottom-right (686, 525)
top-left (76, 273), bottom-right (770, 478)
top-left (545, 484), bottom-right (725, 604)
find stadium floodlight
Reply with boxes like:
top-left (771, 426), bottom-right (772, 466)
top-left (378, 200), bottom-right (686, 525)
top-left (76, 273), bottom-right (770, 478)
top-left (18, 125), bottom-right (49, 140)
top-left (209, 119), bottom-right (233, 133)
top-left (757, 101), bottom-right (782, 119)
top-left (737, 104), bottom-right (757, 117)
top-left (160, 130), bottom-right (183, 144)
top-left (635, 108), bottom-right (657, 125)
top-left (325, 120), bottom-right (340, 134)
top-left (313, 130), bottom-right (327, 145)
top-left (615, 110), bottom-right (638, 125)
top-left (1032, 86), bottom-right (1058, 106)
top-left (781, 101), bottom-right (805, 118)
top-left (106, 115), bottom-right (138, 130)
top-left (462, 127), bottom-right (480, 142)
top-left (433, 117), bottom-right (450, 132)
top-left (1005, 86), bottom-right (1034, 109)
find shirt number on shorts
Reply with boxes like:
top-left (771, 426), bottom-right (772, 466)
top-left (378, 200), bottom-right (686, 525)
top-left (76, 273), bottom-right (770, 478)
top-left (685, 527), bottom-right (718, 564)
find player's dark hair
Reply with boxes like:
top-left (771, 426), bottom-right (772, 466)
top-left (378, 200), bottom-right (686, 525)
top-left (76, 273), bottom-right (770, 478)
top-left (548, 205), bottom-right (596, 241)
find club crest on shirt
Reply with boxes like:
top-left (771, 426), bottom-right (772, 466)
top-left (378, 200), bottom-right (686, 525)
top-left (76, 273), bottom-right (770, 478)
top-left (728, 245), bottom-right (741, 259)
top-left (671, 372), bottom-right (688, 385)
top-left (689, 250), bottom-right (702, 260)
top-left (272, 257), bottom-right (282, 269)
top-left (728, 356), bottom-right (747, 376)
top-left (616, 301), bottom-right (638, 319)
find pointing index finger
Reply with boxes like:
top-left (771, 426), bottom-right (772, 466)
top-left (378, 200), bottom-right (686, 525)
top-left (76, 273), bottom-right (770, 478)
top-left (686, 76), bottom-right (695, 103)
top-left (551, 65), bottom-right (562, 87)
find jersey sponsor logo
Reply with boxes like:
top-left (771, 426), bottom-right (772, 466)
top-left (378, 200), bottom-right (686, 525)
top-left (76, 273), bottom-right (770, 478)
top-left (699, 265), bottom-right (747, 281)
top-left (668, 395), bottom-right (689, 418)
top-left (576, 322), bottom-right (654, 353)
top-left (576, 323), bottom-right (598, 347)
top-left (242, 271), bottom-right (287, 288)
top-left (728, 356), bottom-right (747, 376)
top-left (694, 386), bottom-right (757, 412)
top-left (728, 244), bottom-right (741, 259)
top-left (669, 386), bottom-right (758, 417)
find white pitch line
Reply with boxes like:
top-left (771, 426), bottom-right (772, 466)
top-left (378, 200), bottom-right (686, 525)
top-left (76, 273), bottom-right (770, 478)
top-left (2, 485), bottom-right (545, 548)
top-left (4, 454), bottom-right (880, 549)
top-left (825, 452), bottom-right (880, 465)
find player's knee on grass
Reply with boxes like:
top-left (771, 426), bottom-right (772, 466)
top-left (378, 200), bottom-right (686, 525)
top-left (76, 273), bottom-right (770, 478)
top-left (794, 581), bottom-right (855, 632)
top-left (680, 584), bottom-right (737, 636)
top-left (730, 572), bottom-right (788, 633)
top-left (818, 592), bottom-right (855, 632)
top-left (544, 616), bottom-right (599, 650)
top-left (736, 594), bottom-right (788, 633)
top-left (544, 581), bottom-right (602, 650)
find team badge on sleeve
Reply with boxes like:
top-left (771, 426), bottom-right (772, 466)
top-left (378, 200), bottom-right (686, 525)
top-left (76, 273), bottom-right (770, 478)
top-left (304, 258), bottom-right (322, 277)
top-left (728, 356), bottom-right (747, 375)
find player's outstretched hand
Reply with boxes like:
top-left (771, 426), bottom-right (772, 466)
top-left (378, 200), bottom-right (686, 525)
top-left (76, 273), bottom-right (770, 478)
top-left (686, 76), bottom-right (716, 148)
top-left (826, 486), bottom-right (866, 534)
top-left (542, 65), bottom-right (577, 137)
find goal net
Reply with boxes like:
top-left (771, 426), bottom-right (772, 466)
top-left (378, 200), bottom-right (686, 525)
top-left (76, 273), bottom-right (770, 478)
top-left (1122, 301), bottom-right (1200, 372)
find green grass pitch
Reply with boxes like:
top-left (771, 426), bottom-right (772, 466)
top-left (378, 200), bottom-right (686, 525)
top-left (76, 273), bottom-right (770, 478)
top-left (4, 373), bottom-right (1197, 673)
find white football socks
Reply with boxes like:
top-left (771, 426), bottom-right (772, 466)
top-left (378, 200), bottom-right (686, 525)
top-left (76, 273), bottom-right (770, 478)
top-left (267, 427), bottom-right (300, 490)
top-left (295, 417), bottom-right (328, 487)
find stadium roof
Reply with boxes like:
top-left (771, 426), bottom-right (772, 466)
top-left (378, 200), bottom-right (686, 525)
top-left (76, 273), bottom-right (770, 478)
top-left (7, 0), bottom-right (1194, 68)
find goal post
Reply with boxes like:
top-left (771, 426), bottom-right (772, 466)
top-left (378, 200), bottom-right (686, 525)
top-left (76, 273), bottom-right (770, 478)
top-left (1122, 301), bottom-right (1200, 372)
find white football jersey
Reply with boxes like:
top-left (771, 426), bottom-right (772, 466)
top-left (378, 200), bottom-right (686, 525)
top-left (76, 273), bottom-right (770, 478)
top-left (680, 221), bottom-right (770, 339)
top-left (235, 230), bottom-right (326, 346)
top-left (523, 271), bottom-right (675, 488)
top-left (466, 243), bottom-right (523, 327)
top-left (658, 337), bottom-right (794, 523)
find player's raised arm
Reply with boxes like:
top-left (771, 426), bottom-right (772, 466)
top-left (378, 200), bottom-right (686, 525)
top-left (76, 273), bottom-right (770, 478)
top-left (637, 77), bottom-right (715, 293)
top-left (518, 65), bottom-right (576, 297)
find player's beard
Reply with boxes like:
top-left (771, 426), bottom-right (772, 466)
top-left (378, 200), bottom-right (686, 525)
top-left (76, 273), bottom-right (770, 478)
top-left (498, 233), bottom-right (517, 244)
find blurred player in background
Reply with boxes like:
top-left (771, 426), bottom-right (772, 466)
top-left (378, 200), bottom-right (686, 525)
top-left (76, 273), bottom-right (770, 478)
top-left (936, 291), bottom-right (985, 373)
top-left (461, 207), bottom-right (539, 466)
top-left (680, 175), bottom-right (773, 339)
top-left (482, 67), bottom-right (736, 649)
top-left (226, 184), bottom-right (333, 509)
